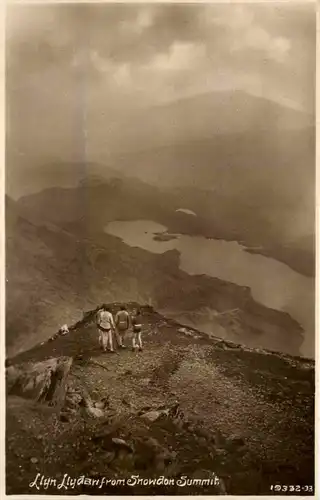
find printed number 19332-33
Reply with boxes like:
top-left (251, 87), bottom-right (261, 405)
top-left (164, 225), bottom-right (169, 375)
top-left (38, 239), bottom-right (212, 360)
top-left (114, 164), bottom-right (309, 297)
top-left (270, 485), bottom-right (313, 493)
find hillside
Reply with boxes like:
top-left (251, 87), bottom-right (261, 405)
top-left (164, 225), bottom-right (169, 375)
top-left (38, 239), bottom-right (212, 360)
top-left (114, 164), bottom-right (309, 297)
top-left (6, 304), bottom-right (314, 495)
top-left (104, 91), bottom-right (313, 155)
top-left (16, 173), bottom-right (315, 277)
top-left (104, 92), bottom-right (314, 253)
top-left (109, 129), bottom-right (315, 257)
top-left (6, 195), bottom-right (306, 358)
top-left (5, 158), bottom-right (124, 199)
top-left (8, 90), bottom-right (315, 275)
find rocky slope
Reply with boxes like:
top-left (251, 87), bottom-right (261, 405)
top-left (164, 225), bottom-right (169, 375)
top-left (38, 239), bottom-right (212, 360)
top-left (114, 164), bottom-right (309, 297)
top-left (16, 171), bottom-right (315, 277)
top-left (6, 195), bottom-right (306, 359)
top-left (6, 304), bottom-right (314, 495)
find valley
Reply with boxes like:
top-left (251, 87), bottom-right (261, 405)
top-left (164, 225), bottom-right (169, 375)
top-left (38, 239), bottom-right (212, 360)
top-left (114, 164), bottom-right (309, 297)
top-left (5, 6), bottom-right (316, 495)
top-left (6, 94), bottom-right (315, 361)
top-left (105, 219), bottom-right (314, 358)
top-left (6, 178), bottom-right (312, 359)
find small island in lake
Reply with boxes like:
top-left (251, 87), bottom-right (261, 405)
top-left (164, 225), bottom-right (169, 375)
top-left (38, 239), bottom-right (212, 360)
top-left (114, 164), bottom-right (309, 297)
top-left (153, 232), bottom-right (178, 242)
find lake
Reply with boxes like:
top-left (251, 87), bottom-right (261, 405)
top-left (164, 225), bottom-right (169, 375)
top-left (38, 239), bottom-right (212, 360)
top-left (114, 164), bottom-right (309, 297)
top-left (105, 220), bottom-right (314, 358)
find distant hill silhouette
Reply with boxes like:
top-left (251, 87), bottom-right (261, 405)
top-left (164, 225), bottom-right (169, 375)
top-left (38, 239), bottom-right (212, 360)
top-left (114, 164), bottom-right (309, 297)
top-left (6, 195), bottom-right (304, 358)
top-left (106, 90), bottom-right (313, 155)
top-left (17, 171), bottom-right (315, 277)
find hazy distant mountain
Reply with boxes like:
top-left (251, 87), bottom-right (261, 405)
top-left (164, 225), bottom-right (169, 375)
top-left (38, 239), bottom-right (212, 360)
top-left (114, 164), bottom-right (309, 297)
top-left (5, 159), bottom-right (123, 199)
top-left (6, 90), bottom-right (315, 354)
top-left (8, 91), bottom-right (313, 199)
top-left (110, 128), bottom-right (315, 249)
top-left (17, 170), bottom-right (315, 277)
top-left (8, 91), bottom-right (315, 257)
top-left (99, 93), bottom-right (315, 256)
top-left (106, 90), bottom-right (313, 155)
top-left (103, 96), bottom-right (314, 271)
top-left (6, 195), bottom-right (305, 358)
top-left (111, 128), bottom-right (314, 192)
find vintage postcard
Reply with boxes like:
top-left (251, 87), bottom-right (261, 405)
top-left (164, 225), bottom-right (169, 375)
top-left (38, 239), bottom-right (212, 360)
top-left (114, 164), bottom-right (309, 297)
top-left (4, 0), bottom-right (316, 497)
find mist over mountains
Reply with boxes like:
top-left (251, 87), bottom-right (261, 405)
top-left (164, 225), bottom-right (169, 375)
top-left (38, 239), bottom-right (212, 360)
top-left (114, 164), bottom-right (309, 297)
top-left (6, 89), bottom-right (315, 358)
top-left (7, 90), bottom-right (315, 252)
top-left (6, 159), bottom-right (312, 359)
top-left (101, 90), bottom-right (313, 155)
top-left (5, 5), bottom-right (316, 496)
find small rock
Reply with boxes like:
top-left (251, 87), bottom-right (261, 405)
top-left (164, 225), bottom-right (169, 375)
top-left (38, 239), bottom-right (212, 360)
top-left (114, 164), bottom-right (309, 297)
top-left (178, 327), bottom-right (192, 336)
top-left (139, 405), bottom-right (152, 413)
top-left (228, 435), bottom-right (245, 448)
top-left (194, 428), bottom-right (214, 441)
top-left (59, 324), bottom-right (69, 335)
top-left (66, 393), bottom-right (82, 406)
top-left (140, 378), bottom-right (151, 386)
top-left (112, 438), bottom-right (134, 453)
top-left (86, 406), bottom-right (104, 418)
top-left (141, 410), bottom-right (161, 422)
top-left (94, 401), bottom-right (106, 410)
top-left (121, 397), bottom-right (132, 407)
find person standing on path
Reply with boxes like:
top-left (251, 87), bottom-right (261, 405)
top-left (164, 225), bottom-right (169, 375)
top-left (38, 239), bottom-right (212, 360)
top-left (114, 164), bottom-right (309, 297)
top-left (115, 305), bottom-right (130, 348)
top-left (131, 308), bottom-right (143, 352)
top-left (96, 304), bottom-right (116, 353)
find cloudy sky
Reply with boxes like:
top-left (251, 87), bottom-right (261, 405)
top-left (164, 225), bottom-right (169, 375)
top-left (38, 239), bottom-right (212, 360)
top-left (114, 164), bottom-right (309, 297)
top-left (6, 2), bottom-right (316, 194)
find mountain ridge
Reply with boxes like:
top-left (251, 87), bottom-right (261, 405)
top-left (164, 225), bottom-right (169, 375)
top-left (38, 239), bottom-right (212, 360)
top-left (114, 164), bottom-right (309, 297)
top-left (104, 90), bottom-right (313, 155)
top-left (7, 302), bottom-right (314, 366)
top-left (15, 173), bottom-right (315, 278)
top-left (6, 195), bottom-right (306, 359)
top-left (150, 89), bottom-right (314, 115)
top-left (6, 303), bottom-right (314, 495)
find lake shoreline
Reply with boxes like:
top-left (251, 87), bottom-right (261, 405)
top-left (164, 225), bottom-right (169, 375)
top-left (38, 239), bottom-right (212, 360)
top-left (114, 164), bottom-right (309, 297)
top-left (105, 219), bottom-right (314, 358)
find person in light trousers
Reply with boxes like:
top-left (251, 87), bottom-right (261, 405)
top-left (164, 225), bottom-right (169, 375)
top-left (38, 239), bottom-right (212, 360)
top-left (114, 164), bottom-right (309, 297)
top-left (96, 304), bottom-right (116, 353)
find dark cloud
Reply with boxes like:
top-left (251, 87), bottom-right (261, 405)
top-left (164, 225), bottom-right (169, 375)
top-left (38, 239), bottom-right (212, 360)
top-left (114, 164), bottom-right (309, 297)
top-left (6, 3), bottom-right (315, 84)
top-left (6, 2), bottom-right (316, 194)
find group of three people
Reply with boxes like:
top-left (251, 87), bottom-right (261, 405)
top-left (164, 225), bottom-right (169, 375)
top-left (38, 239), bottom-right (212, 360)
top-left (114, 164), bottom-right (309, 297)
top-left (96, 304), bottom-right (143, 353)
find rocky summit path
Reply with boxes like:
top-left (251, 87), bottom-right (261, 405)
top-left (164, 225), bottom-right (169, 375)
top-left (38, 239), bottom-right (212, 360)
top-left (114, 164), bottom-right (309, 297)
top-left (6, 304), bottom-right (314, 495)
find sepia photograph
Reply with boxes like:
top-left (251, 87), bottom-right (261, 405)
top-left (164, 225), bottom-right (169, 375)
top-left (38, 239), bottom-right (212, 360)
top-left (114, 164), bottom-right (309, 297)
top-left (5, 1), bottom-right (315, 496)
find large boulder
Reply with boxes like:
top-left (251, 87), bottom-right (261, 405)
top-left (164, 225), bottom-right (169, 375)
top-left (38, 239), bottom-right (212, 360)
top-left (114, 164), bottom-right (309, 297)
top-left (6, 356), bottom-right (73, 407)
